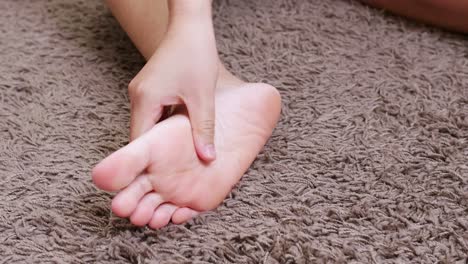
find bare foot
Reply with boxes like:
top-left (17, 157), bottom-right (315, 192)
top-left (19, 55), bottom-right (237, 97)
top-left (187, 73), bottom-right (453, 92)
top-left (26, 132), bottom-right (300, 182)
top-left (92, 82), bottom-right (281, 228)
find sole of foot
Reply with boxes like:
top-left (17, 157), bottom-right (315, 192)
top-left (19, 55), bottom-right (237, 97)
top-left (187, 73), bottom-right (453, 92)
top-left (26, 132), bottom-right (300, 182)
top-left (92, 82), bottom-right (281, 229)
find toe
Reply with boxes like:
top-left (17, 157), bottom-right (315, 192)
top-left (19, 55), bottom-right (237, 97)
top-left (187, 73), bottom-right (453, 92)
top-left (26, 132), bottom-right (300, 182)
top-left (111, 175), bottom-right (154, 218)
top-left (171, 207), bottom-right (200, 225)
top-left (130, 192), bottom-right (164, 227)
top-left (148, 203), bottom-right (178, 229)
top-left (92, 131), bottom-right (155, 192)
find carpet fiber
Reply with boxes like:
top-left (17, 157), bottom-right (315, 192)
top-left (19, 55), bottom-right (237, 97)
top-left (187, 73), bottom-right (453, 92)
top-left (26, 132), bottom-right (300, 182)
top-left (1, 0), bottom-right (467, 263)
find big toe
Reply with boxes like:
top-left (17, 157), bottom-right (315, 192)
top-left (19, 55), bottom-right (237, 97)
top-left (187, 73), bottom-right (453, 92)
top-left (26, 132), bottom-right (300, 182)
top-left (92, 131), bottom-right (154, 192)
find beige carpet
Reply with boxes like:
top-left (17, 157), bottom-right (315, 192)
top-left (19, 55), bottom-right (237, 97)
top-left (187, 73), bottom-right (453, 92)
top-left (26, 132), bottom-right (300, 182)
top-left (1, 0), bottom-right (467, 263)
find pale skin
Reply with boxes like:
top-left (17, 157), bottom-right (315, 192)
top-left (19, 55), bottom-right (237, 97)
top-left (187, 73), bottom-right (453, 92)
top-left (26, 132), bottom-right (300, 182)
top-left (93, 83), bottom-right (281, 227)
top-left (93, 0), bottom-right (468, 229)
top-left (120, 1), bottom-right (220, 162)
top-left (93, 0), bottom-right (281, 227)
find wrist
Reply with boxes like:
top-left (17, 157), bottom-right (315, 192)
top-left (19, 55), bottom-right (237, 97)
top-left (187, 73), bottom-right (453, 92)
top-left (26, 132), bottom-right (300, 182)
top-left (168, 0), bottom-right (212, 24)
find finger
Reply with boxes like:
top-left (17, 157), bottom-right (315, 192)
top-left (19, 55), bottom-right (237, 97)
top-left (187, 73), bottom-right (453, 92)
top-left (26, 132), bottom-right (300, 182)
top-left (130, 99), bottom-right (164, 141)
top-left (91, 130), bottom-right (156, 192)
top-left (111, 175), bottom-right (154, 218)
top-left (186, 95), bottom-right (216, 162)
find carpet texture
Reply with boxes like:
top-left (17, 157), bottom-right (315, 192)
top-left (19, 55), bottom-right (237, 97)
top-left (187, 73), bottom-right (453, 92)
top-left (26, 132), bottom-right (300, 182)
top-left (1, 0), bottom-right (467, 263)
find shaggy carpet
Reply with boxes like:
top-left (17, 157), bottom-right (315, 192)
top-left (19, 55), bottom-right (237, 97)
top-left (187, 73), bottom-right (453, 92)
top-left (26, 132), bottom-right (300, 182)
top-left (1, 0), bottom-right (467, 263)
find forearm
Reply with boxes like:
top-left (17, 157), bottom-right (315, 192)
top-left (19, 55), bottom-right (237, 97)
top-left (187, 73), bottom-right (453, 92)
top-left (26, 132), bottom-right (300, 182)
top-left (105, 0), bottom-right (169, 59)
top-left (105, 0), bottom-right (214, 60)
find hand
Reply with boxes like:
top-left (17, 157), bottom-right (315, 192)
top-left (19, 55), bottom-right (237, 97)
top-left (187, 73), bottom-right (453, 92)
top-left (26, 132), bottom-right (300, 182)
top-left (127, 1), bottom-right (218, 161)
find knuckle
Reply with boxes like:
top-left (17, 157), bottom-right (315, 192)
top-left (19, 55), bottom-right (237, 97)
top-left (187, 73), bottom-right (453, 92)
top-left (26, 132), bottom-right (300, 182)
top-left (127, 79), bottom-right (147, 99)
top-left (194, 119), bottom-right (215, 137)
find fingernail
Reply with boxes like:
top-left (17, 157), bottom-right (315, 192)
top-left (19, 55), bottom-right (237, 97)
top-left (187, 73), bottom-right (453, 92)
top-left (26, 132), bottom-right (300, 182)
top-left (204, 144), bottom-right (216, 160)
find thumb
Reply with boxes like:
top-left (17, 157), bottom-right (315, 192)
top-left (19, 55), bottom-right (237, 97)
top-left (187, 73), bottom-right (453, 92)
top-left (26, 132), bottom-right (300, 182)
top-left (130, 100), bottom-right (163, 141)
top-left (186, 96), bottom-right (216, 162)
